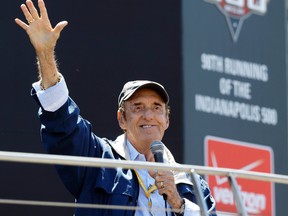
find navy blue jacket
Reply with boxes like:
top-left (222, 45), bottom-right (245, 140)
top-left (32, 91), bottom-right (216, 216)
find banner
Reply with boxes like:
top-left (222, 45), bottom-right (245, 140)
top-left (182, 0), bottom-right (287, 214)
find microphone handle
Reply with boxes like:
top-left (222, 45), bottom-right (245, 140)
top-left (153, 152), bottom-right (167, 200)
top-left (163, 194), bottom-right (167, 200)
top-left (154, 152), bottom-right (164, 163)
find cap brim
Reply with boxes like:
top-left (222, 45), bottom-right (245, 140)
top-left (118, 81), bottom-right (169, 106)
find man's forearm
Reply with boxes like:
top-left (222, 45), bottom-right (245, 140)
top-left (37, 50), bottom-right (61, 90)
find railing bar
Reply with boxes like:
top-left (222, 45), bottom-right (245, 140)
top-left (0, 198), bottom-right (172, 213)
top-left (0, 198), bottom-right (219, 215)
top-left (0, 151), bottom-right (287, 184)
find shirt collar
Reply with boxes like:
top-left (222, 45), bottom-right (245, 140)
top-left (126, 140), bottom-right (146, 162)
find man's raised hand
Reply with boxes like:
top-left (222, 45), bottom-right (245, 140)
top-left (15, 0), bottom-right (68, 53)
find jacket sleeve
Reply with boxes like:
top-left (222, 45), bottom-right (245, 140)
top-left (176, 175), bottom-right (217, 216)
top-left (32, 89), bottom-right (103, 198)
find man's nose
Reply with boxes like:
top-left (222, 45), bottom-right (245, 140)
top-left (143, 107), bottom-right (154, 119)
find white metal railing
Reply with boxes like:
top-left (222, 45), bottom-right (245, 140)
top-left (0, 150), bottom-right (287, 215)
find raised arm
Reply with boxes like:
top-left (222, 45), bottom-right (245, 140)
top-left (15, 0), bottom-right (68, 89)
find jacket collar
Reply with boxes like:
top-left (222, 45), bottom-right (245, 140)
top-left (110, 134), bottom-right (175, 162)
top-left (110, 134), bottom-right (129, 159)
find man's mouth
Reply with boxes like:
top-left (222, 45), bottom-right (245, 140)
top-left (141, 125), bottom-right (153, 129)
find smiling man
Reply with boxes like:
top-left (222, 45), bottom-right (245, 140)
top-left (15, 0), bottom-right (217, 215)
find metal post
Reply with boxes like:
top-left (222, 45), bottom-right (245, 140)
top-left (228, 175), bottom-right (248, 216)
top-left (189, 170), bottom-right (209, 216)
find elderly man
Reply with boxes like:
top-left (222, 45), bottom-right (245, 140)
top-left (15, 0), bottom-right (217, 215)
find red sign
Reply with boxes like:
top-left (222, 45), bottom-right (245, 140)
top-left (204, 136), bottom-right (274, 216)
top-left (203, 0), bottom-right (270, 42)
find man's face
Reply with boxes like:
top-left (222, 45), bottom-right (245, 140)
top-left (118, 88), bottom-right (169, 153)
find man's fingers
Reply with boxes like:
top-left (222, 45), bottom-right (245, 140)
top-left (26, 0), bottom-right (40, 20)
top-left (148, 169), bottom-right (157, 178)
top-left (38, 0), bottom-right (49, 20)
top-left (15, 18), bottom-right (29, 31)
top-left (20, 4), bottom-right (34, 24)
top-left (54, 21), bottom-right (69, 34)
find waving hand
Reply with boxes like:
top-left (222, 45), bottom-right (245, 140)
top-left (15, 0), bottom-right (68, 53)
top-left (15, 0), bottom-right (68, 89)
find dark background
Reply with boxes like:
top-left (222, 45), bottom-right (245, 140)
top-left (1, 0), bottom-right (182, 215)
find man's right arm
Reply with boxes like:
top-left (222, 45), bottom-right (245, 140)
top-left (32, 75), bottom-right (68, 112)
top-left (15, 0), bottom-right (68, 89)
top-left (15, 0), bottom-right (96, 197)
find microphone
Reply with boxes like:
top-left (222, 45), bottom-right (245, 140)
top-left (150, 140), bottom-right (165, 163)
top-left (150, 140), bottom-right (167, 201)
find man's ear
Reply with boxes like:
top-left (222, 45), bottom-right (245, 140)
top-left (117, 110), bottom-right (125, 130)
top-left (165, 115), bottom-right (170, 130)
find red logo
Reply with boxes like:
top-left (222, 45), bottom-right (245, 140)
top-left (205, 136), bottom-right (274, 215)
top-left (203, 0), bottom-right (271, 42)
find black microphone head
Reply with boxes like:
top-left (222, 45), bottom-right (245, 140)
top-left (150, 141), bottom-right (164, 163)
top-left (150, 140), bottom-right (164, 153)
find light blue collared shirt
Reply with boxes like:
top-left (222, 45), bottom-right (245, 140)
top-left (126, 140), bottom-right (171, 216)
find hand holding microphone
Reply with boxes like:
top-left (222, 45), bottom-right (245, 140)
top-left (150, 140), bottom-right (167, 200)
top-left (149, 141), bottom-right (185, 213)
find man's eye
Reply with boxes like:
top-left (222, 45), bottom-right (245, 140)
top-left (154, 106), bottom-right (163, 113)
top-left (133, 106), bottom-right (142, 112)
